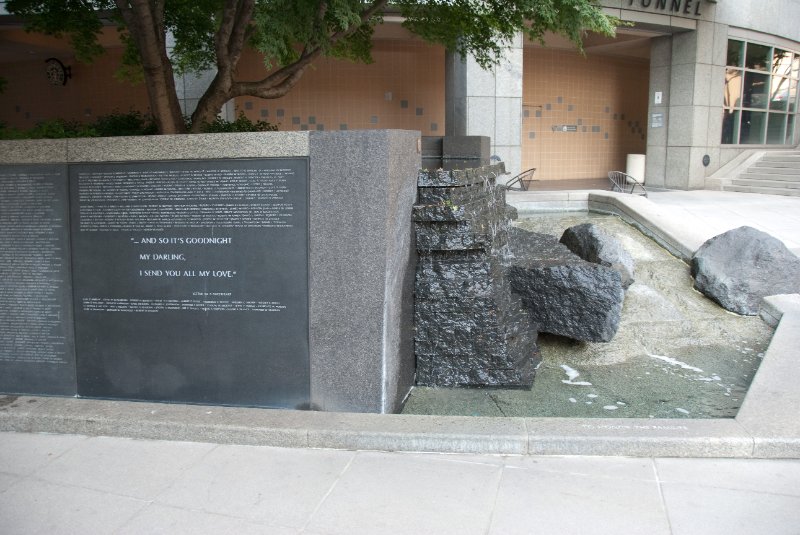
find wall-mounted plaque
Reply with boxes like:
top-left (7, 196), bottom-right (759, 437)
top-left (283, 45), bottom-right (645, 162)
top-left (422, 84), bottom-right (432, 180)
top-left (0, 165), bottom-right (76, 395)
top-left (70, 158), bottom-right (309, 408)
top-left (651, 113), bottom-right (664, 128)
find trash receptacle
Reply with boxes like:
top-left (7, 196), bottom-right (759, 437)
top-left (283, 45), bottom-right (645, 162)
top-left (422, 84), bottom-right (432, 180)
top-left (626, 154), bottom-right (646, 184)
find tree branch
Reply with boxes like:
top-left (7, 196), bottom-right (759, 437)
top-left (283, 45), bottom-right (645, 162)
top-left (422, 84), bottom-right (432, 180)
top-left (238, 0), bottom-right (387, 96)
top-left (215, 0), bottom-right (239, 60)
top-left (328, 0), bottom-right (386, 47)
top-left (226, 0), bottom-right (255, 63)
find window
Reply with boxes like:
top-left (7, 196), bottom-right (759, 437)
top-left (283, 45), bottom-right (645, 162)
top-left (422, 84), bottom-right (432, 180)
top-left (723, 39), bottom-right (800, 145)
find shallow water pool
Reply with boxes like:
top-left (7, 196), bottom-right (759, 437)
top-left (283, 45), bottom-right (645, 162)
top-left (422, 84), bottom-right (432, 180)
top-left (402, 212), bottom-right (774, 419)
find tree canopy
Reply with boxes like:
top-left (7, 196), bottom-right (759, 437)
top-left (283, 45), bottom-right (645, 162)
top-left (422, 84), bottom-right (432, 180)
top-left (7, 0), bottom-right (618, 134)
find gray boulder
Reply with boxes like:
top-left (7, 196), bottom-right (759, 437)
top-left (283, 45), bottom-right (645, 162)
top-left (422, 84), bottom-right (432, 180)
top-left (560, 223), bottom-right (635, 289)
top-left (691, 226), bottom-right (800, 315)
top-left (507, 228), bottom-right (624, 342)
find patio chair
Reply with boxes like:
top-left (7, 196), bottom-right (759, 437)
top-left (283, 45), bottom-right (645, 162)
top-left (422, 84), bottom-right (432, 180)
top-left (608, 171), bottom-right (648, 197)
top-left (504, 168), bottom-right (538, 191)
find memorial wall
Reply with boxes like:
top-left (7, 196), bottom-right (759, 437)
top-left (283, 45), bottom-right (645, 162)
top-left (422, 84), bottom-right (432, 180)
top-left (0, 131), bottom-right (419, 413)
top-left (0, 164), bottom-right (75, 395)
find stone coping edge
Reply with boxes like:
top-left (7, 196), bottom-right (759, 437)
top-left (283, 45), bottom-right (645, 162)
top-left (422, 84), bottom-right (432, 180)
top-left (1, 287), bottom-right (797, 458)
top-left (2, 192), bottom-right (798, 458)
top-left (0, 394), bottom-right (779, 458)
top-left (509, 190), bottom-right (706, 262)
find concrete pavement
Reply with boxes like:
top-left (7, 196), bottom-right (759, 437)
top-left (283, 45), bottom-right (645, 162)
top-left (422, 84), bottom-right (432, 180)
top-left (645, 190), bottom-right (800, 254)
top-left (2, 430), bottom-right (799, 535)
top-left (509, 188), bottom-right (800, 257)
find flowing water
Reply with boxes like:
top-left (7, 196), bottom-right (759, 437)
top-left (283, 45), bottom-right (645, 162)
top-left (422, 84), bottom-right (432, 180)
top-left (402, 212), bottom-right (775, 419)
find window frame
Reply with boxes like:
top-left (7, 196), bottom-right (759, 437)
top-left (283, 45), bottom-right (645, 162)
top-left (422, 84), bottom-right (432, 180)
top-left (723, 38), bottom-right (800, 146)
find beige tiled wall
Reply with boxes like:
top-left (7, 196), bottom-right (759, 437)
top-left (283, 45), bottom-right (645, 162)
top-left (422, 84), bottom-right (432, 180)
top-left (522, 48), bottom-right (650, 181)
top-left (0, 48), bottom-right (150, 129)
top-left (234, 40), bottom-right (445, 135)
top-left (1, 38), bottom-right (444, 136)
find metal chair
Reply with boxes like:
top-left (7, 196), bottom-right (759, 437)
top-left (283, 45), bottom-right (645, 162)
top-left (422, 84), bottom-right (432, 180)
top-left (608, 171), bottom-right (647, 197)
top-left (504, 168), bottom-right (538, 191)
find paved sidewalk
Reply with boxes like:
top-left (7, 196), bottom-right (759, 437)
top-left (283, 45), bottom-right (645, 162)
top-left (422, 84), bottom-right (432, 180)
top-left (1, 431), bottom-right (799, 535)
top-left (645, 190), bottom-right (800, 254)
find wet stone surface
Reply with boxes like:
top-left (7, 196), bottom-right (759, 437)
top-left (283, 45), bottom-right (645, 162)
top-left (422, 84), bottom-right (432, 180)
top-left (413, 165), bottom-right (540, 387)
top-left (560, 222), bottom-right (636, 289)
top-left (692, 225), bottom-right (800, 315)
top-left (507, 227), bottom-right (624, 342)
top-left (403, 212), bottom-right (775, 419)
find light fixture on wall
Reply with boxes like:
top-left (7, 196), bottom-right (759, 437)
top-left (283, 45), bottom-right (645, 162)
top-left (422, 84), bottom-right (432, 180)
top-left (44, 58), bottom-right (71, 86)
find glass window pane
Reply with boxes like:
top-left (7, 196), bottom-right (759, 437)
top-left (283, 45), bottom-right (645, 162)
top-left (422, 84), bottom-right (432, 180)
top-left (743, 71), bottom-right (770, 108)
top-left (772, 49), bottom-right (793, 77)
top-left (740, 111), bottom-right (767, 144)
top-left (721, 109), bottom-right (740, 144)
top-left (767, 113), bottom-right (787, 144)
top-left (727, 39), bottom-right (744, 67)
top-left (745, 43), bottom-right (772, 71)
top-left (793, 54), bottom-right (800, 79)
top-left (787, 115), bottom-right (796, 145)
top-left (770, 76), bottom-right (791, 110)
top-left (789, 79), bottom-right (799, 113)
top-left (724, 69), bottom-right (743, 108)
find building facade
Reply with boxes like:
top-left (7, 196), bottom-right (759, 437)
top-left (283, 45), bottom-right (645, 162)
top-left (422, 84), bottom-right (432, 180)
top-left (1, 0), bottom-right (798, 188)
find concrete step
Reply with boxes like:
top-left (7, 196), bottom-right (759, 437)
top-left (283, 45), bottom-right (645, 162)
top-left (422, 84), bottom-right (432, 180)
top-left (761, 151), bottom-right (800, 157)
top-left (724, 185), bottom-right (800, 197)
top-left (747, 165), bottom-right (800, 175)
top-left (753, 158), bottom-right (800, 169)
top-left (732, 178), bottom-right (800, 189)
top-left (760, 154), bottom-right (800, 164)
top-left (739, 172), bottom-right (800, 182)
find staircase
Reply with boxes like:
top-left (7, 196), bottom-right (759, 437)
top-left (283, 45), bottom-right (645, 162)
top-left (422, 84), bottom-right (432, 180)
top-left (724, 151), bottom-right (800, 197)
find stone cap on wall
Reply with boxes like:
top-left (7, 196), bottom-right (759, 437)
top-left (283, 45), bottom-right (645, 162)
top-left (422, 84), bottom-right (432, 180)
top-left (0, 132), bottom-right (312, 164)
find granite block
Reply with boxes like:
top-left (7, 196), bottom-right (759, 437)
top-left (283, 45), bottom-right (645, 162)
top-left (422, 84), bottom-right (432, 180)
top-left (665, 146), bottom-right (691, 189)
top-left (308, 130), bottom-right (419, 413)
top-left (442, 135), bottom-right (490, 161)
top-left (667, 106), bottom-right (696, 146)
top-left (0, 139), bottom-right (69, 164)
top-left (65, 132), bottom-right (310, 162)
top-left (493, 98), bottom-right (522, 146)
top-left (736, 305), bottom-right (800, 450)
top-left (693, 63), bottom-right (713, 106)
top-left (306, 413), bottom-right (528, 454)
top-left (494, 46), bottom-right (523, 99)
top-left (525, 417), bottom-right (754, 457)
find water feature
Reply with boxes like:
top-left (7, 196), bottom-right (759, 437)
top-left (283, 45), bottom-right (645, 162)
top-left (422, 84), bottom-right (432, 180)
top-left (403, 212), bottom-right (774, 419)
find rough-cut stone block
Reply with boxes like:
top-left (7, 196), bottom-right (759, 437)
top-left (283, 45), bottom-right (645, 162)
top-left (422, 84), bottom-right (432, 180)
top-left (413, 164), bottom-right (537, 388)
top-left (691, 226), bottom-right (800, 315)
top-left (560, 223), bottom-right (636, 288)
top-left (417, 163), bottom-right (504, 188)
top-left (417, 351), bottom-right (538, 387)
top-left (414, 222), bottom-right (490, 251)
top-left (414, 253), bottom-right (494, 298)
top-left (507, 228), bottom-right (624, 342)
top-left (417, 182), bottom-right (490, 206)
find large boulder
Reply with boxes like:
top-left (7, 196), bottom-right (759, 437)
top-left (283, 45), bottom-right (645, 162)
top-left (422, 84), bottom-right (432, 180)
top-left (560, 223), bottom-right (635, 289)
top-left (507, 227), bottom-right (624, 342)
top-left (691, 226), bottom-right (800, 315)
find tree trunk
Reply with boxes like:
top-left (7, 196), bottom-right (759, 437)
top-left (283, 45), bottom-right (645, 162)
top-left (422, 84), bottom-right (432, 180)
top-left (116, 0), bottom-right (186, 134)
top-left (192, 0), bottom-right (386, 130)
top-left (189, 74), bottom-right (234, 133)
